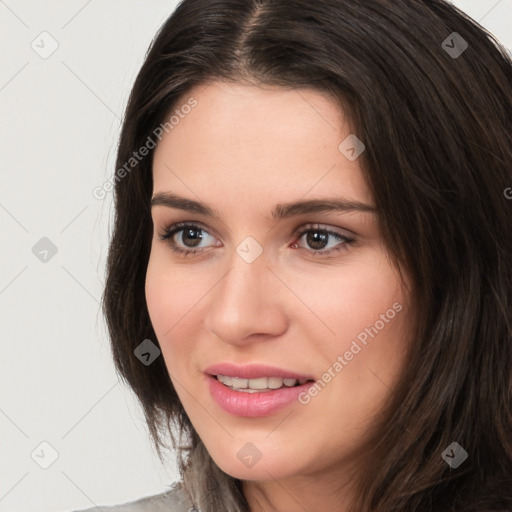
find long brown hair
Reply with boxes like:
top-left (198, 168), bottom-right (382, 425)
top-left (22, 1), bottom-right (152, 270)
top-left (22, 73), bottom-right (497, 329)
top-left (102, 1), bottom-right (512, 510)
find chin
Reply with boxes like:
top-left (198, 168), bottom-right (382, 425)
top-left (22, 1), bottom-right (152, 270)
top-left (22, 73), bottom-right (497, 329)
top-left (206, 442), bottom-right (300, 482)
top-left (215, 458), bottom-right (293, 482)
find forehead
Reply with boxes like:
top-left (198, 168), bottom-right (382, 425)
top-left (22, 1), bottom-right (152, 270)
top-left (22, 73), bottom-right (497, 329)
top-left (151, 81), bottom-right (373, 211)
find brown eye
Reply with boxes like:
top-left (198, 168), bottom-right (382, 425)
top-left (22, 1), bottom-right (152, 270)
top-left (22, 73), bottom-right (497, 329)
top-left (173, 226), bottom-right (205, 248)
top-left (159, 222), bottom-right (217, 256)
top-left (293, 224), bottom-right (355, 257)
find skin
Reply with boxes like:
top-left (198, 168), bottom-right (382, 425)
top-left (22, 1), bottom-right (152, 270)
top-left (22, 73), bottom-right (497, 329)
top-left (146, 81), bottom-right (413, 511)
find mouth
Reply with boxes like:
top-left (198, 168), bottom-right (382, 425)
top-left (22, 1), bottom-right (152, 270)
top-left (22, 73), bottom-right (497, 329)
top-left (206, 373), bottom-right (316, 417)
top-left (203, 363), bottom-right (316, 416)
top-left (213, 374), bottom-right (313, 393)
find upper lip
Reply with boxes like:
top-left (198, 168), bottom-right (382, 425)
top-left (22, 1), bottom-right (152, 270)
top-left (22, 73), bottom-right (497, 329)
top-left (204, 363), bottom-right (315, 381)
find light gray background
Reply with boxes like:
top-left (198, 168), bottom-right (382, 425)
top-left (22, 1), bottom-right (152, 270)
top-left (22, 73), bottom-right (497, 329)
top-left (1, 1), bottom-right (511, 511)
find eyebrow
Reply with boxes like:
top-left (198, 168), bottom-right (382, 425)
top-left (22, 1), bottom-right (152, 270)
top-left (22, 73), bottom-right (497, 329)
top-left (150, 192), bottom-right (377, 220)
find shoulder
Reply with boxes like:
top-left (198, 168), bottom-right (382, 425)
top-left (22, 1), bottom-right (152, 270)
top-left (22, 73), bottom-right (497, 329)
top-left (71, 482), bottom-right (196, 512)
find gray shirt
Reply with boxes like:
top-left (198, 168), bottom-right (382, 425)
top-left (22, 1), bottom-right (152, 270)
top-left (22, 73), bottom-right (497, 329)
top-left (72, 482), bottom-right (197, 512)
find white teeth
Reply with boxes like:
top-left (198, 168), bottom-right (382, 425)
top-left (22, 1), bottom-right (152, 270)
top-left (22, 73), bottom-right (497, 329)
top-left (216, 375), bottom-right (309, 390)
top-left (231, 377), bottom-right (248, 389)
top-left (267, 377), bottom-right (284, 389)
top-left (248, 377), bottom-right (269, 390)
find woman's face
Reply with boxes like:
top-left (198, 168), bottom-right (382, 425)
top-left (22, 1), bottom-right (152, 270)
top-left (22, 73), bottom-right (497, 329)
top-left (146, 81), bottom-right (412, 492)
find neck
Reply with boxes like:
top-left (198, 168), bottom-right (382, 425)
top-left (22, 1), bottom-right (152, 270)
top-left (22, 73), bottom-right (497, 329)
top-left (242, 469), bottom-right (357, 512)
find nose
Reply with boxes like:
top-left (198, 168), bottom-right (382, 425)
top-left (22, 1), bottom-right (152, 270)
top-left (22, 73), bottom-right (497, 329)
top-left (203, 248), bottom-right (288, 346)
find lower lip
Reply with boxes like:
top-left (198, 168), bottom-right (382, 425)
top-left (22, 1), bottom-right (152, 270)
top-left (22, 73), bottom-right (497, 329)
top-left (207, 375), bottom-right (314, 417)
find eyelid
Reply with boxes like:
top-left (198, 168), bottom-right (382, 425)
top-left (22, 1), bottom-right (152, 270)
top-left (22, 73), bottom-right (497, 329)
top-left (291, 222), bottom-right (356, 240)
top-left (158, 220), bottom-right (355, 239)
top-left (158, 221), bottom-right (356, 257)
top-left (158, 220), bottom-right (220, 241)
top-left (292, 223), bottom-right (356, 257)
top-left (158, 221), bottom-right (219, 248)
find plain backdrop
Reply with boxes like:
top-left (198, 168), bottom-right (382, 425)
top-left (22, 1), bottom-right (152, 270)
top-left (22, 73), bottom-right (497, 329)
top-left (0, 1), bottom-right (511, 511)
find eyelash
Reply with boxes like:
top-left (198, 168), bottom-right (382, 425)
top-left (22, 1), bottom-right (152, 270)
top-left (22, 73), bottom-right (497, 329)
top-left (158, 222), bottom-right (356, 258)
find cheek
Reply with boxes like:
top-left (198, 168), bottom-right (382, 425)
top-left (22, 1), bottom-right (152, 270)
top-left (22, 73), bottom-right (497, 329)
top-left (144, 250), bottom-right (208, 372)
top-left (145, 255), bottom-right (169, 335)
top-left (145, 252), bottom-right (188, 342)
top-left (298, 251), bottom-right (410, 387)
top-left (287, 248), bottom-right (405, 339)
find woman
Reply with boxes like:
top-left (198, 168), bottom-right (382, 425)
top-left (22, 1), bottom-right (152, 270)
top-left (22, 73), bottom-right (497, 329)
top-left (76, 0), bottom-right (512, 510)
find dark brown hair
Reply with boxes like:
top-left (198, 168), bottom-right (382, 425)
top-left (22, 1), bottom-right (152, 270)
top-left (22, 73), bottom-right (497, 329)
top-left (102, 1), bottom-right (512, 510)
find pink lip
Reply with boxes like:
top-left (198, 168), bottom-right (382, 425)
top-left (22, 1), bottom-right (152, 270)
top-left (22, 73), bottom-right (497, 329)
top-left (203, 363), bottom-right (314, 380)
top-left (206, 375), bottom-right (315, 417)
